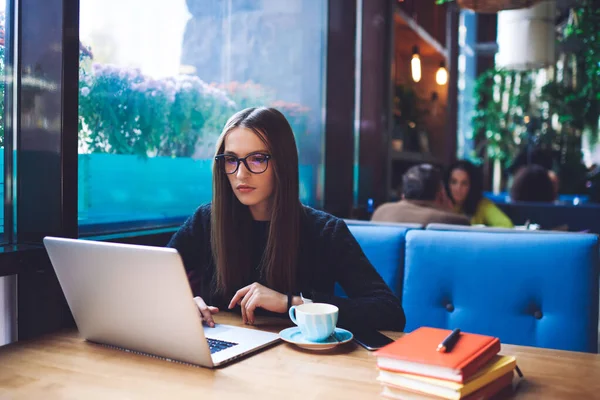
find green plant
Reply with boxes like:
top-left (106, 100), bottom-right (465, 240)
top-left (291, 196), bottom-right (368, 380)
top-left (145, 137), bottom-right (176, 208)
top-left (78, 31), bottom-right (317, 161)
top-left (470, 68), bottom-right (537, 165)
top-left (542, 2), bottom-right (600, 141)
top-left (78, 55), bottom-right (236, 158)
top-left (467, 4), bottom-right (600, 194)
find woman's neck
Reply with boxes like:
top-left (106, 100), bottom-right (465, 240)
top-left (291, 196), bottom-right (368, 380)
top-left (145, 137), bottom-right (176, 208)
top-left (249, 201), bottom-right (271, 221)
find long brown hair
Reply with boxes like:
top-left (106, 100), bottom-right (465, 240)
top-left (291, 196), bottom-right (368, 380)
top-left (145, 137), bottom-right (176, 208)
top-left (211, 107), bottom-right (301, 297)
top-left (445, 160), bottom-right (483, 216)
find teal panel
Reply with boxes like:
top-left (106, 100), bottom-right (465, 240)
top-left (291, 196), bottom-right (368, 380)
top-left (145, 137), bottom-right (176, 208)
top-left (78, 153), bottom-right (317, 226)
top-left (78, 154), bottom-right (213, 225)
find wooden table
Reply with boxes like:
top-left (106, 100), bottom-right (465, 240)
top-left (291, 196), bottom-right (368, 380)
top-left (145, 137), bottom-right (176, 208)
top-left (1, 313), bottom-right (600, 400)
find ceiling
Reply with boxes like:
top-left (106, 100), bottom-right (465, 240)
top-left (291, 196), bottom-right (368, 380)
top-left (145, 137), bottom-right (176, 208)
top-left (394, 12), bottom-right (446, 59)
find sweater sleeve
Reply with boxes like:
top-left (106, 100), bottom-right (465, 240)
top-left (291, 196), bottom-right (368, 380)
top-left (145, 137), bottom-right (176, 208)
top-left (308, 218), bottom-right (406, 332)
top-left (166, 205), bottom-right (210, 297)
top-left (474, 198), bottom-right (513, 228)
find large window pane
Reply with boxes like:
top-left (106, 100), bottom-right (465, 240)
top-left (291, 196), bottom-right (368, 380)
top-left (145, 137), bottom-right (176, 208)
top-left (0, 5), bottom-right (6, 240)
top-left (0, 2), bottom-right (14, 347)
top-left (78, 0), bottom-right (327, 233)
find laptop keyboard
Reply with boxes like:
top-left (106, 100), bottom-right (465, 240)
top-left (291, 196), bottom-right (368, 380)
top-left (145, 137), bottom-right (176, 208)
top-left (206, 338), bottom-right (238, 354)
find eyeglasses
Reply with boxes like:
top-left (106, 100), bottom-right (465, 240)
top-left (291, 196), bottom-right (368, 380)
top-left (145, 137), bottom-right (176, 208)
top-left (215, 153), bottom-right (272, 174)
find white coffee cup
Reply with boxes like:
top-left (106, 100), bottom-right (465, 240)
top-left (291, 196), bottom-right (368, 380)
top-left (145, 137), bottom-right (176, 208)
top-left (288, 303), bottom-right (339, 342)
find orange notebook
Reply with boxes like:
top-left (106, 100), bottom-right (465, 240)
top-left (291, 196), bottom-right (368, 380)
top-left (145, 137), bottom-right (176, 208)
top-left (374, 327), bottom-right (501, 383)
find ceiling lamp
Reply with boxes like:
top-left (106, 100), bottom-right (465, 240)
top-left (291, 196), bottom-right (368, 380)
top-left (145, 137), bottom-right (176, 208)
top-left (436, 61), bottom-right (448, 85)
top-left (496, 1), bottom-right (556, 70)
top-left (411, 46), bottom-right (421, 83)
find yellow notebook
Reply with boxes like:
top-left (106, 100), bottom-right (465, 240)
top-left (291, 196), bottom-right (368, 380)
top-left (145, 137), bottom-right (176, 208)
top-left (377, 355), bottom-right (516, 400)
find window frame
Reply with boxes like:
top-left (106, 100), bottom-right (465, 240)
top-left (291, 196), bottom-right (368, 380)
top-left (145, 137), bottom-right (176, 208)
top-left (1, 0), bottom-right (382, 341)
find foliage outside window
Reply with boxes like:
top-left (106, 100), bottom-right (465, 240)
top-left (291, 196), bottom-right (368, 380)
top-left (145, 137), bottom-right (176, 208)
top-left (468, 3), bottom-right (599, 195)
top-left (76, 0), bottom-right (326, 231)
top-left (79, 50), bottom-right (311, 160)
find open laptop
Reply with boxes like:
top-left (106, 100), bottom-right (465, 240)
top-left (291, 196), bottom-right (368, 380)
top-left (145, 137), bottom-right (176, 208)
top-left (43, 236), bottom-right (280, 367)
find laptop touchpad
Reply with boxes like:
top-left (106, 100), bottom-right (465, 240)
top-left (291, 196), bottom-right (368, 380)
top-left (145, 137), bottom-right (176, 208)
top-left (204, 324), bottom-right (235, 339)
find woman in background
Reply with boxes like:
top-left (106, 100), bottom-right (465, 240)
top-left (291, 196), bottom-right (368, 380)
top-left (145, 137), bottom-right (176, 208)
top-left (445, 160), bottom-right (513, 227)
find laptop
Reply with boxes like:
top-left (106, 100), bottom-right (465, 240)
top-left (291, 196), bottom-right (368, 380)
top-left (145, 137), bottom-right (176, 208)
top-left (43, 236), bottom-right (281, 367)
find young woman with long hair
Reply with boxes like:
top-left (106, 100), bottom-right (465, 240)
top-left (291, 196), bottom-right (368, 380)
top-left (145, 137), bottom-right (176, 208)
top-left (445, 160), bottom-right (513, 227)
top-left (168, 107), bottom-right (405, 331)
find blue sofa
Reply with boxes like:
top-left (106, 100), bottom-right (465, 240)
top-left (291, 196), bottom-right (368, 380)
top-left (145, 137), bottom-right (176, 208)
top-left (425, 223), bottom-right (580, 234)
top-left (335, 224), bottom-right (410, 299)
top-left (346, 223), bottom-right (600, 353)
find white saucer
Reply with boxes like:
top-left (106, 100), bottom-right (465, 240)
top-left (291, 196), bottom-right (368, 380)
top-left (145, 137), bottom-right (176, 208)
top-left (279, 327), bottom-right (354, 351)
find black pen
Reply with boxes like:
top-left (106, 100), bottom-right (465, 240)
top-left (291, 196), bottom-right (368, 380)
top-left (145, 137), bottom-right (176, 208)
top-left (437, 328), bottom-right (461, 353)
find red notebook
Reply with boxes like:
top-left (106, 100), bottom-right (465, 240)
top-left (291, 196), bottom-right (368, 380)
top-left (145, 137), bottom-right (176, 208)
top-left (374, 327), bottom-right (501, 383)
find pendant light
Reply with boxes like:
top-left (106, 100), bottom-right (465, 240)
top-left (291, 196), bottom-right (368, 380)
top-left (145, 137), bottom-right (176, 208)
top-left (411, 46), bottom-right (421, 83)
top-left (496, 1), bottom-right (555, 70)
top-left (436, 61), bottom-right (448, 85)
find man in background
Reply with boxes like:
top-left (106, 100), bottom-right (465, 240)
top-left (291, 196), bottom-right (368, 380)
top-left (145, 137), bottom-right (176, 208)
top-left (371, 164), bottom-right (470, 226)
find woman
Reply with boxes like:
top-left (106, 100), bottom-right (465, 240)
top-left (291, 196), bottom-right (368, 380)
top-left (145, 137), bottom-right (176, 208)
top-left (510, 164), bottom-right (556, 203)
top-left (445, 160), bottom-right (513, 227)
top-left (168, 107), bottom-right (405, 332)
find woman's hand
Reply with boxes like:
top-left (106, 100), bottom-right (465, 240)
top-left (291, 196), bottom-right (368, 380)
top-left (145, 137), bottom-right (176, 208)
top-left (193, 296), bottom-right (219, 328)
top-left (228, 282), bottom-right (287, 325)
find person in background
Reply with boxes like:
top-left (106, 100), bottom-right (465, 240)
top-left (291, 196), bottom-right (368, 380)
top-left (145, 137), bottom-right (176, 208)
top-left (510, 164), bottom-right (556, 202)
top-left (371, 163), bottom-right (470, 226)
top-left (168, 107), bottom-right (405, 332)
top-left (445, 160), bottom-right (513, 228)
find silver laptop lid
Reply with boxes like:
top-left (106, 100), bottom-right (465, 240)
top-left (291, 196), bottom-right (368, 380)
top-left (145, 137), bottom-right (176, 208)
top-left (43, 236), bottom-right (214, 367)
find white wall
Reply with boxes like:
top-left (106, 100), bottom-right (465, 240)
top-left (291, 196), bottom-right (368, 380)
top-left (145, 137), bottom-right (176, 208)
top-left (0, 275), bottom-right (17, 346)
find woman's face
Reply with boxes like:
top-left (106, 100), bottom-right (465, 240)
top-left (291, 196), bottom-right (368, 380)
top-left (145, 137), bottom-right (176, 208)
top-left (449, 168), bottom-right (470, 206)
top-left (224, 127), bottom-right (275, 220)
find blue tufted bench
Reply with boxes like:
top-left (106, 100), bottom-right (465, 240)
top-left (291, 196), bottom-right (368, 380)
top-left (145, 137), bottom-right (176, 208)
top-left (425, 223), bottom-right (582, 234)
top-left (402, 230), bottom-right (600, 352)
top-left (335, 224), bottom-right (411, 299)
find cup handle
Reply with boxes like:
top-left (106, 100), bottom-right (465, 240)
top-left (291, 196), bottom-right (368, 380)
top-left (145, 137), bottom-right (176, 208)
top-left (289, 306), bottom-right (298, 325)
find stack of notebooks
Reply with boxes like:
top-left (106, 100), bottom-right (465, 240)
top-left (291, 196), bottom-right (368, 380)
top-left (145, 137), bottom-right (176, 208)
top-left (374, 327), bottom-right (517, 400)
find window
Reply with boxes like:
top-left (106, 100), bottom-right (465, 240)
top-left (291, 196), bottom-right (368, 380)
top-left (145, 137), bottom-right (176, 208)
top-left (457, 11), bottom-right (477, 160)
top-left (0, 0), bottom-right (14, 347)
top-left (0, 4), bottom-right (5, 240)
top-left (78, 0), bottom-right (327, 235)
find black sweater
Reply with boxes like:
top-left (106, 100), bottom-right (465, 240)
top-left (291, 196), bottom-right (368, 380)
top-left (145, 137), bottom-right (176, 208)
top-left (167, 204), bottom-right (406, 331)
